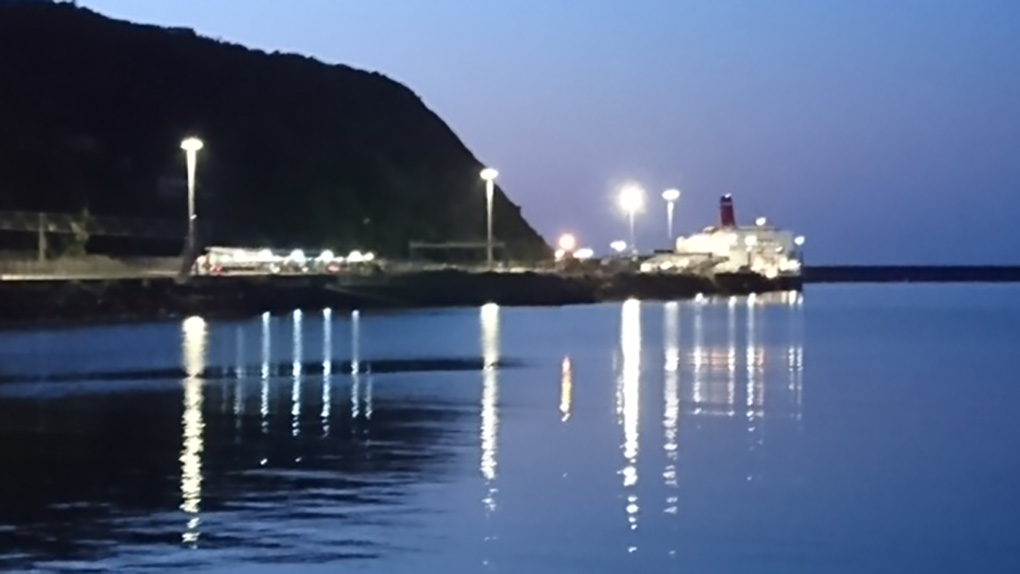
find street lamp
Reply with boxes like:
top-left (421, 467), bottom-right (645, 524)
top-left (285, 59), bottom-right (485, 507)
top-left (610, 240), bottom-right (628, 254)
top-left (480, 167), bottom-right (499, 269)
top-left (618, 184), bottom-right (645, 254)
top-left (662, 188), bottom-right (681, 242)
top-left (557, 233), bottom-right (577, 253)
top-left (180, 137), bottom-right (204, 252)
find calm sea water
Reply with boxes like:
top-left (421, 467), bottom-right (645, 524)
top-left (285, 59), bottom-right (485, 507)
top-left (1, 285), bottom-right (1019, 573)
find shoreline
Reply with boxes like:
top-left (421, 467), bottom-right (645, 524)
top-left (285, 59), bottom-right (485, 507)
top-left (0, 270), bottom-right (799, 329)
top-left (3, 265), bottom-right (1019, 330)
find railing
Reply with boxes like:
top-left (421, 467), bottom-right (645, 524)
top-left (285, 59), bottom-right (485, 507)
top-left (0, 256), bottom-right (182, 280)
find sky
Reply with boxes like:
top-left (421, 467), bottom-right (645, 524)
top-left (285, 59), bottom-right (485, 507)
top-left (79, 0), bottom-right (1020, 264)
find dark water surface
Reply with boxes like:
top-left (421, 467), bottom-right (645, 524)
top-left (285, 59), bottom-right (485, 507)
top-left (1, 286), bottom-right (1019, 573)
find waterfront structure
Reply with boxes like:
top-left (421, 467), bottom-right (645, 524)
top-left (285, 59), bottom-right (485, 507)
top-left (641, 195), bottom-right (804, 279)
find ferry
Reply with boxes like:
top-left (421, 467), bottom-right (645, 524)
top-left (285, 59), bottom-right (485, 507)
top-left (640, 194), bottom-right (804, 280)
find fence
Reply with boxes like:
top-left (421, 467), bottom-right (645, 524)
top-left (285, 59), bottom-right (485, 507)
top-left (0, 256), bottom-right (182, 280)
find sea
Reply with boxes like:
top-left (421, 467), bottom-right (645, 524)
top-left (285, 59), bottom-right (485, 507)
top-left (1, 284), bottom-right (1018, 573)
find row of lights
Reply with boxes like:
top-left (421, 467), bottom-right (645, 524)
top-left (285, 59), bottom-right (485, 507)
top-left (288, 249), bottom-right (376, 265)
top-left (616, 185), bottom-right (683, 254)
top-left (184, 145), bottom-right (801, 262)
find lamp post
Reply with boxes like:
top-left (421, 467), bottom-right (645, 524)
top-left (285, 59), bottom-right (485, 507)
top-left (618, 184), bottom-right (645, 254)
top-left (480, 167), bottom-right (499, 269)
top-left (662, 188), bottom-right (681, 242)
top-left (180, 137), bottom-right (204, 251)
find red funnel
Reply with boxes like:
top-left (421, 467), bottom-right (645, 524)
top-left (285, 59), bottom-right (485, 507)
top-left (720, 194), bottom-right (736, 227)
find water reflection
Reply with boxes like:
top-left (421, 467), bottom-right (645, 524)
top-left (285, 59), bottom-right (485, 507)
top-left (261, 312), bottom-right (271, 435)
top-left (480, 303), bottom-right (500, 513)
top-left (686, 295), bottom-right (805, 422)
top-left (322, 309), bottom-right (332, 437)
top-left (618, 299), bottom-right (641, 533)
top-left (351, 310), bottom-right (361, 374)
top-left (292, 310), bottom-right (303, 437)
top-left (233, 327), bottom-right (245, 418)
top-left (663, 302), bottom-right (679, 514)
top-left (180, 316), bottom-right (207, 546)
top-left (0, 298), bottom-right (812, 572)
top-left (560, 357), bottom-right (573, 422)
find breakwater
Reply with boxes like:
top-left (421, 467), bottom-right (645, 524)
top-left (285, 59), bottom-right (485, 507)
top-left (803, 265), bottom-right (1020, 283)
top-left (0, 270), bottom-right (799, 326)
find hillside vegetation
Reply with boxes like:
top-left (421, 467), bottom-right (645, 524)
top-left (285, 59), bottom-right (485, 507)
top-left (0, 0), bottom-right (549, 258)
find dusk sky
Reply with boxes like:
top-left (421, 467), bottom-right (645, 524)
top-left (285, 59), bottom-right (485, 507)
top-left (80, 0), bottom-right (1020, 264)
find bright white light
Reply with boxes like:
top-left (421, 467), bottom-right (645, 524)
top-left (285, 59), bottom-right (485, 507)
top-left (794, 235), bottom-right (806, 246)
top-left (480, 167), bottom-right (499, 181)
top-left (557, 233), bottom-right (577, 252)
top-left (363, 252), bottom-right (376, 263)
top-left (610, 240), bottom-right (628, 253)
top-left (180, 137), bottom-right (204, 152)
top-left (662, 188), bottom-right (680, 202)
top-left (257, 249), bottom-right (274, 262)
top-left (745, 235), bottom-right (758, 246)
top-left (318, 250), bottom-right (334, 262)
top-left (347, 250), bottom-right (364, 263)
top-left (554, 249), bottom-right (566, 260)
top-left (618, 184), bottom-right (645, 214)
top-left (765, 268), bottom-right (778, 279)
top-left (574, 248), bottom-right (594, 260)
top-left (756, 217), bottom-right (767, 227)
top-left (288, 249), bottom-right (306, 263)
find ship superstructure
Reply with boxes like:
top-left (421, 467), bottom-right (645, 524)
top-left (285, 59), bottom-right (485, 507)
top-left (640, 195), bottom-right (804, 279)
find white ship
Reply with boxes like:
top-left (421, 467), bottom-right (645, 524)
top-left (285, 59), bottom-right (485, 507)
top-left (640, 195), bottom-right (804, 279)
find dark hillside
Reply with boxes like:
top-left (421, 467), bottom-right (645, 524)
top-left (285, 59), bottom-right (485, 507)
top-left (0, 0), bottom-right (549, 257)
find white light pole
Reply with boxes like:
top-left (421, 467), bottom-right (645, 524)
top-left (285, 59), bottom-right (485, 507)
top-left (618, 184), bottom-right (645, 254)
top-left (480, 167), bottom-right (499, 269)
top-left (181, 137), bottom-right (204, 251)
top-left (662, 188), bottom-right (681, 242)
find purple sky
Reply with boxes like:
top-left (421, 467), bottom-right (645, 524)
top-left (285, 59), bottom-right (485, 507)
top-left (80, 0), bottom-right (1020, 264)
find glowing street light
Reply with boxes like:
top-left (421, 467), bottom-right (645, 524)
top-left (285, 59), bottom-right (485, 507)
top-left (557, 233), bottom-right (577, 253)
top-left (662, 188), bottom-right (681, 241)
top-left (610, 240), bottom-right (628, 254)
top-left (480, 167), bottom-right (499, 270)
top-left (794, 235), bottom-right (806, 247)
top-left (180, 137), bottom-right (204, 252)
top-left (618, 184), bottom-right (645, 254)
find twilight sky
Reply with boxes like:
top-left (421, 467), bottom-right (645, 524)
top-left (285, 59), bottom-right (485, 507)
top-left (80, 0), bottom-right (1020, 264)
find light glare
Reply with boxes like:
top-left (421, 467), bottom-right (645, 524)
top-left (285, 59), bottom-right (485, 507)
top-left (618, 184), bottom-right (645, 213)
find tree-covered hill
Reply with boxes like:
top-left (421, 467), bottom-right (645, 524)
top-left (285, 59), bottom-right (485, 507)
top-left (0, 0), bottom-right (550, 258)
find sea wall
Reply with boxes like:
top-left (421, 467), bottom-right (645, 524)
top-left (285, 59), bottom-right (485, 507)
top-left (0, 270), bottom-right (800, 327)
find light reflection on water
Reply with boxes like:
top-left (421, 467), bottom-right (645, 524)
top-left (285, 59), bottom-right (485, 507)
top-left (480, 303), bottom-right (500, 514)
top-left (3, 287), bottom-right (1017, 573)
top-left (663, 302), bottom-right (679, 514)
top-left (180, 316), bottom-right (207, 546)
top-left (619, 298), bottom-right (641, 537)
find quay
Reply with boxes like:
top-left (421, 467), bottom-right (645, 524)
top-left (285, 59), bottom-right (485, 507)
top-left (0, 266), bottom-right (800, 326)
top-left (5, 262), bottom-right (1020, 327)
